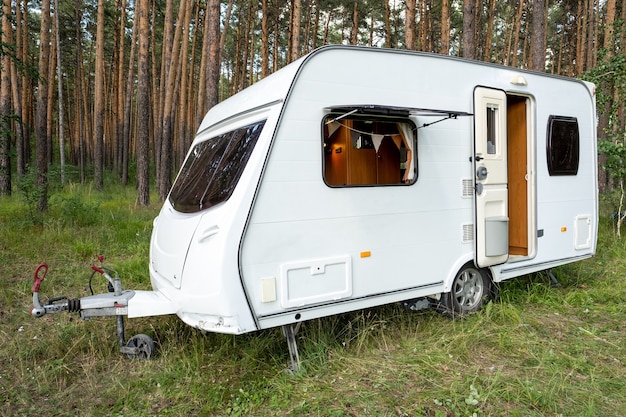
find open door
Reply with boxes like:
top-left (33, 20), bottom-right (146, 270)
top-left (474, 87), bottom-right (509, 267)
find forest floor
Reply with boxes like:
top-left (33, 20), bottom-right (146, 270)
top-left (1, 183), bottom-right (625, 416)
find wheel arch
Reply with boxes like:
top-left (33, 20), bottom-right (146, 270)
top-left (443, 255), bottom-right (475, 292)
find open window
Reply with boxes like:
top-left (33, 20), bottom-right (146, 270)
top-left (322, 110), bottom-right (417, 187)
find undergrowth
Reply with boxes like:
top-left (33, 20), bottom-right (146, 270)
top-left (1, 181), bottom-right (625, 416)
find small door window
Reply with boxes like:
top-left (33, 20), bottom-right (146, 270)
top-left (486, 105), bottom-right (498, 155)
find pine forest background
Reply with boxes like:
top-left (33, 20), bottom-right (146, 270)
top-left (0, 0), bottom-right (625, 210)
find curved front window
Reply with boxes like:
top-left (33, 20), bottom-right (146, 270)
top-left (169, 120), bottom-right (266, 213)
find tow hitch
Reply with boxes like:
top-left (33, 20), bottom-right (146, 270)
top-left (30, 257), bottom-right (155, 359)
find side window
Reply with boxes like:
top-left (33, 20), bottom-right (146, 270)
top-left (546, 116), bottom-right (579, 176)
top-left (323, 114), bottom-right (417, 187)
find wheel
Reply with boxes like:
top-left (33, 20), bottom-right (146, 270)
top-left (125, 334), bottom-right (155, 360)
top-left (439, 263), bottom-right (491, 318)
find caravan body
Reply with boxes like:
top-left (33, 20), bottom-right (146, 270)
top-left (133, 46), bottom-right (597, 335)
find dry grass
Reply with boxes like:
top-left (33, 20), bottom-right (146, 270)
top-left (1, 184), bottom-right (625, 416)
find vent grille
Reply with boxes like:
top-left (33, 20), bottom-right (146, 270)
top-left (462, 179), bottom-right (473, 198)
top-left (462, 224), bottom-right (474, 243)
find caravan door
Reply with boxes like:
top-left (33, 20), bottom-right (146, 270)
top-left (474, 87), bottom-right (509, 267)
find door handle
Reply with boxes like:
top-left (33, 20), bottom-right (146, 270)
top-left (476, 166), bottom-right (488, 180)
top-left (475, 155), bottom-right (484, 162)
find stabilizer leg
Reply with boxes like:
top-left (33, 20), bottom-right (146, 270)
top-left (547, 269), bottom-right (561, 287)
top-left (282, 323), bottom-right (302, 372)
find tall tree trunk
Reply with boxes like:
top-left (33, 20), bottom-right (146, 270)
top-left (530, 0), bottom-right (546, 71)
top-left (13, 1), bottom-right (25, 178)
top-left (312, 0), bottom-right (320, 50)
top-left (261, 0), bottom-right (269, 78)
top-left (220, 0), bottom-right (234, 56)
top-left (291, 0), bottom-right (301, 62)
top-left (462, 0), bottom-right (477, 59)
top-left (184, 4), bottom-right (200, 158)
top-left (0, 0), bottom-right (12, 195)
top-left (10, 10), bottom-right (24, 181)
top-left (441, 0), bottom-right (450, 54)
top-left (75, 3), bottom-right (86, 184)
top-left (483, 0), bottom-right (496, 61)
top-left (196, 2), bottom-right (210, 127)
top-left (159, 0), bottom-right (190, 201)
top-left (36, 0), bottom-right (52, 211)
top-left (350, 1), bottom-right (359, 45)
top-left (575, 0), bottom-right (586, 75)
top-left (154, 0), bottom-right (174, 191)
top-left (273, 1), bottom-right (280, 71)
top-left (384, 0), bottom-right (391, 48)
top-left (54, 0), bottom-right (66, 184)
top-left (585, 0), bottom-right (596, 70)
top-left (603, 0), bottom-right (616, 54)
top-left (46, 28), bottom-right (55, 165)
top-left (176, 1), bottom-right (193, 170)
top-left (20, 0), bottom-right (32, 169)
top-left (122, 0), bottom-right (138, 186)
top-left (405, 0), bottom-right (416, 50)
top-left (511, 0), bottom-right (525, 67)
top-left (136, 0), bottom-right (151, 206)
top-left (113, 0), bottom-right (127, 179)
top-left (206, 0), bottom-right (221, 109)
top-left (94, 0), bottom-right (106, 189)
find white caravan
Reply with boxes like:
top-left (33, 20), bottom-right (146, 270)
top-left (32, 45), bottom-right (598, 365)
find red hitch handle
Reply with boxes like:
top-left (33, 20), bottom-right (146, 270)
top-left (32, 263), bottom-right (48, 293)
top-left (91, 265), bottom-right (105, 274)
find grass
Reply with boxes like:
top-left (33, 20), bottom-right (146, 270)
top-left (1, 181), bottom-right (626, 416)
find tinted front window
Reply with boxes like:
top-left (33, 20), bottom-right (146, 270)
top-left (169, 120), bottom-right (266, 213)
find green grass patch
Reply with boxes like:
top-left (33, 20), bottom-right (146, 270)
top-left (1, 182), bottom-right (626, 416)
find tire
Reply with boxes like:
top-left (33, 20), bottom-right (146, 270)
top-left (125, 333), bottom-right (155, 360)
top-left (438, 263), bottom-right (491, 318)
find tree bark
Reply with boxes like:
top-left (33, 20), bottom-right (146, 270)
top-left (36, 0), bottom-right (52, 211)
top-left (441, 0), bottom-right (450, 54)
top-left (530, 0), bottom-right (546, 71)
top-left (136, 0), bottom-right (151, 206)
top-left (0, 0), bottom-right (12, 195)
top-left (206, 0), bottom-right (221, 109)
top-left (483, 0), bottom-right (496, 62)
top-left (74, 3), bottom-right (86, 184)
top-left (113, 0), bottom-right (127, 179)
top-left (54, 0), bottom-right (66, 184)
top-left (10, 9), bottom-right (24, 181)
top-left (511, 0), bottom-right (525, 67)
top-left (14, 2), bottom-right (26, 178)
top-left (290, 0), bottom-right (301, 62)
top-left (176, 2), bottom-right (192, 170)
top-left (261, 0), bottom-right (269, 78)
top-left (462, 0), bottom-right (477, 59)
top-left (384, 0), bottom-right (391, 48)
top-left (603, 0), bottom-right (616, 55)
top-left (405, 0), bottom-right (416, 50)
top-left (350, 1), bottom-right (359, 46)
top-left (159, 0), bottom-right (191, 201)
top-left (93, 0), bottom-right (106, 189)
top-left (585, 0), bottom-right (596, 70)
top-left (575, 0), bottom-right (586, 75)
